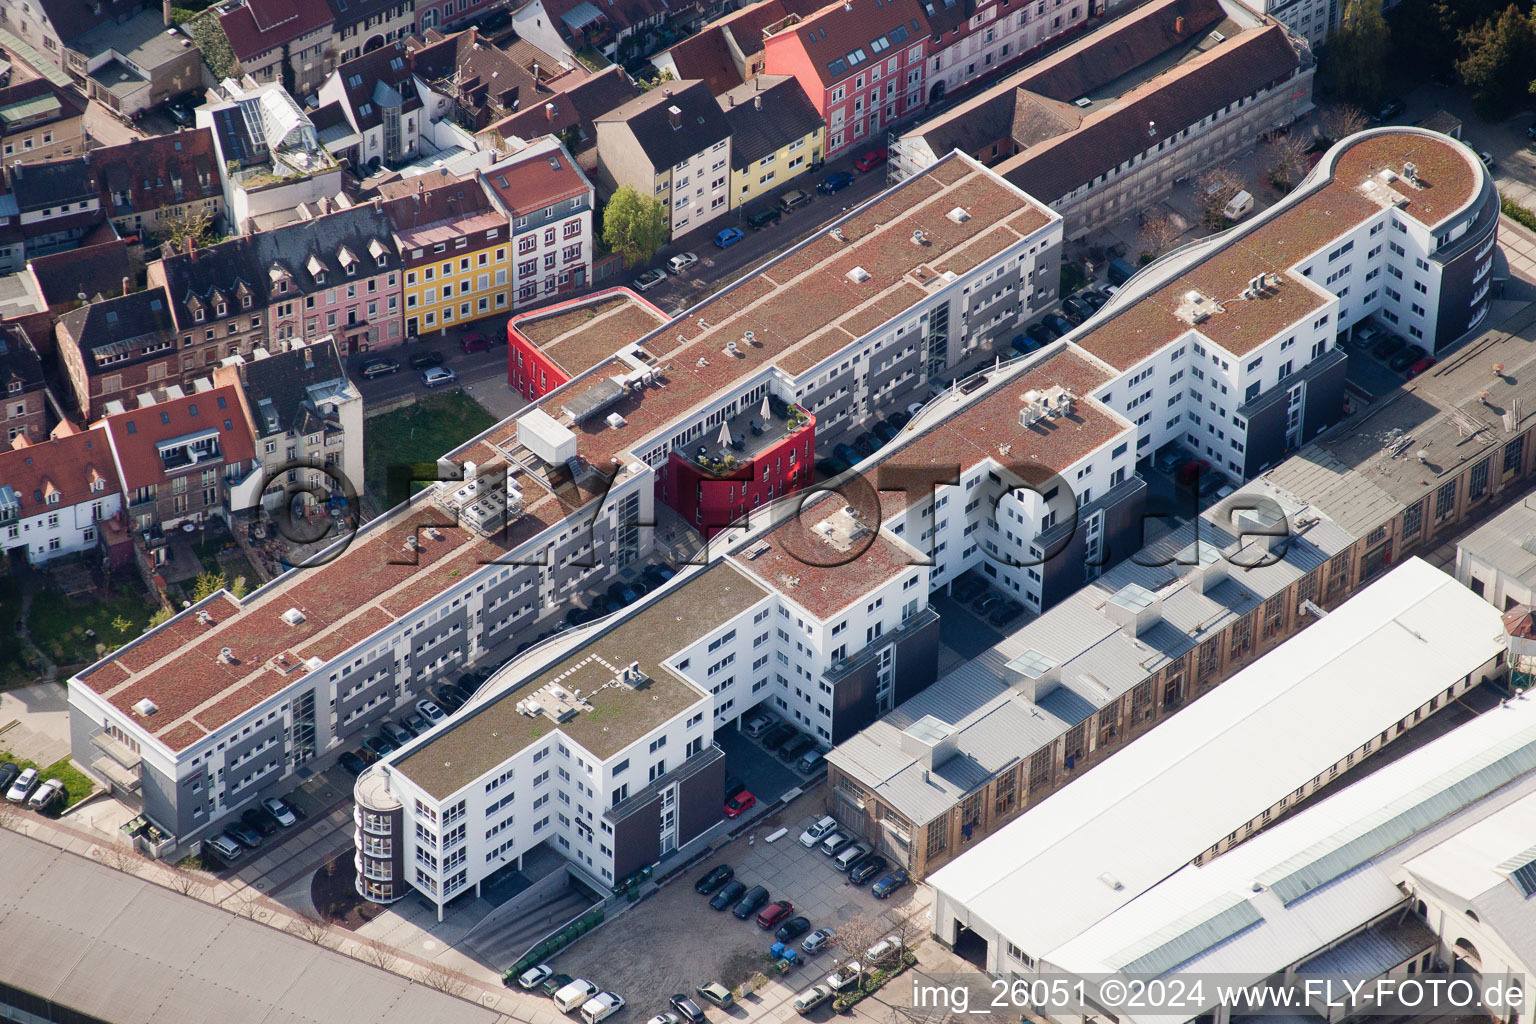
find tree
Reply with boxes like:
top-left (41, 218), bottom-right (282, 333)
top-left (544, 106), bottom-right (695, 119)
top-left (95, 843), bottom-right (145, 874)
top-left (1320, 104), bottom-right (1369, 144)
top-left (830, 912), bottom-right (883, 989)
top-left (356, 939), bottom-right (398, 971)
top-left (637, 68), bottom-right (675, 92)
top-left (601, 186), bottom-right (669, 269)
top-left (1319, 0), bottom-right (1392, 107)
top-left (148, 606), bottom-right (175, 628)
top-left (1266, 133), bottom-right (1311, 192)
top-left (157, 203), bottom-right (219, 252)
top-left (166, 868), bottom-right (210, 899)
top-left (414, 964), bottom-right (469, 996)
top-left (1195, 165), bottom-right (1246, 227)
top-left (190, 569), bottom-right (228, 602)
top-left (1457, 5), bottom-right (1536, 119)
top-left (285, 913), bottom-right (337, 947)
top-left (1139, 213), bottom-right (1182, 258)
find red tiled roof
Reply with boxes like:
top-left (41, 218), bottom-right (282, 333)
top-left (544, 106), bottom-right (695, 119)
top-left (480, 145), bottom-right (591, 216)
top-left (96, 385), bottom-right (257, 490)
top-left (220, 0), bottom-right (334, 61)
top-left (93, 128), bottom-right (221, 218)
top-left (765, 0), bottom-right (926, 88)
top-left (0, 428), bottom-right (120, 516)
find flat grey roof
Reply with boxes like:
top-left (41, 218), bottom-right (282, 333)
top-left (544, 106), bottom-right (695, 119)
top-left (1453, 495), bottom-right (1536, 584)
top-left (0, 828), bottom-right (519, 1024)
top-left (828, 477), bottom-right (1358, 825)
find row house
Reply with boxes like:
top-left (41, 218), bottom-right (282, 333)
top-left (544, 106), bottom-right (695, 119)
top-left (323, 0), bottom-right (416, 63)
top-left (0, 0), bottom-right (139, 74)
top-left (478, 139), bottom-right (595, 309)
top-left (594, 81), bottom-right (732, 239)
top-left (923, 0), bottom-right (1091, 104)
top-left (314, 43), bottom-right (425, 171)
top-left (478, 65), bottom-right (640, 174)
top-left (650, 0), bottom-right (831, 94)
top-left (92, 129), bottom-right (225, 244)
top-left (67, 7), bottom-right (205, 116)
top-left (719, 75), bottom-right (825, 209)
top-left (213, 337), bottom-right (363, 513)
top-left (25, 239), bottom-right (136, 317)
top-left (219, 0), bottom-right (337, 98)
top-left (9, 155), bottom-right (108, 260)
top-left (383, 176), bottom-right (512, 337)
top-left (55, 287), bottom-right (181, 421)
top-left (0, 78), bottom-right (87, 169)
top-left (0, 427), bottom-right (123, 567)
top-left (149, 238), bottom-right (274, 374)
top-left (761, 0), bottom-right (929, 159)
top-left (0, 323), bottom-right (51, 451)
top-left (414, 0), bottom-right (502, 34)
top-left (408, 29), bottom-right (571, 135)
top-left (96, 384), bottom-right (260, 536)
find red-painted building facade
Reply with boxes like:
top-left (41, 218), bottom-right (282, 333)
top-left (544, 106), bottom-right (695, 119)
top-left (659, 405), bottom-right (815, 537)
top-left (505, 287), bottom-right (668, 401)
top-left (762, 0), bottom-right (930, 159)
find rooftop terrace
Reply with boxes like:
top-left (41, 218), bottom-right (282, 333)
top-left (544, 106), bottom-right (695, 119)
top-left (508, 288), bottom-right (669, 379)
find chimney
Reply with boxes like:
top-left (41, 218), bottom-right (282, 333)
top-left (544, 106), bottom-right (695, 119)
top-left (163, 0), bottom-right (173, 27)
top-left (187, 237), bottom-right (197, 260)
top-left (545, 100), bottom-right (557, 120)
top-left (754, 94), bottom-right (762, 111)
top-left (667, 104), bottom-right (682, 130)
top-left (1175, 14), bottom-right (1184, 32)
top-left (532, 62), bottom-right (540, 83)
top-left (303, 344), bottom-right (314, 369)
top-left (121, 276), bottom-right (130, 296)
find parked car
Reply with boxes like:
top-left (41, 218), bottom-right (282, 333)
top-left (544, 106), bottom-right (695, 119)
top-left (794, 984), bottom-right (835, 1015)
top-left (695, 864), bottom-right (734, 894)
top-left (871, 869), bottom-right (909, 898)
top-left (1407, 356), bottom-right (1438, 379)
top-left (338, 750), bottom-right (368, 775)
top-left (757, 899), bottom-right (794, 929)
top-left (724, 789), bottom-right (756, 818)
top-left (5, 766), bottom-right (37, 803)
top-left (709, 879), bottom-right (747, 910)
top-left (886, 410), bottom-right (911, 429)
top-left (1390, 344), bottom-right (1428, 372)
top-left (552, 979), bottom-right (599, 1013)
top-left (360, 358), bottom-right (400, 379)
top-left (363, 735), bottom-right (397, 758)
top-left (667, 252), bottom-right (698, 274)
top-left (635, 268), bottom-right (668, 292)
top-left (796, 748), bottom-right (828, 774)
top-left (714, 227), bottom-right (745, 248)
top-left (515, 964), bottom-right (552, 989)
top-left (974, 592), bottom-right (1004, 615)
top-left (1372, 333), bottom-right (1406, 360)
top-left (743, 710), bottom-right (777, 737)
top-left (647, 1013), bottom-right (680, 1024)
top-left (781, 734), bottom-right (817, 762)
top-left (746, 206), bottom-right (781, 230)
top-left (1043, 313), bottom-right (1074, 336)
top-left (1373, 97), bottom-right (1406, 121)
top-left (950, 575), bottom-right (986, 602)
top-left (834, 842), bottom-right (872, 872)
top-left (815, 457), bottom-right (846, 478)
top-left (432, 684), bottom-right (463, 712)
top-left (799, 815), bottom-right (838, 847)
top-left (865, 934), bottom-right (903, 964)
top-left (695, 982), bottom-right (735, 1008)
top-left (853, 148), bottom-right (888, 172)
top-left (1197, 470), bottom-right (1229, 498)
top-left (778, 189), bottom-right (813, 212)
top-left (421, 366), bottom-right (458, 388)
top-left (760, 722), bottom-right (796, 749)
top-left (988, 599), bottom-right (1025, 626)
top-left (732, 884), bottom-right (770, 919)
top-left (1062, 295), bottom-right (1095, 322)
top-left (207, 833), bottom-right (244, 862)
top-left (1080, 288), bottom-right (1109, 310)
top-left (803, 927), bottom-right (836, 954)
top-left (821, 831), bottom-right (854, 857)
top-left (1026, 322), bottom-right (1056, 347)
top-left (826, 963), bottom-right (862, 991)
top-left (27, 778), bottom-right (64, 811)
top-left (1153, 444), bottom-right (1188, 475)
top-left (226, 821), bottom-right (264, 848)
top-left (263, 797), bottom-right (298, 827)
top-left (580, 991), bottom-right (625, 1024)
top-left (818, 171), bottom-right (855, 194)
top-left (408, 350), bottom-right (444, 369)
top-left (1175, 457), bottom-right (1212, 487)
top-left (873, 421), bottom-right (899, 443)
top-left (167, 102), bottom-right (192, 125)
top-left (850, 855), bottom-right (888, 884)
top-left (774, 729), bottom-right (808, 757)
top-left (242, 806), bottom-right (280, 837)
top-left (669, 994), bottom-right (707, 1024)
top-left (403, 711), bottom-right (430, 736)
top-left (834, 442), bottom-right (861, 465)
top-left (459, 332), bottom-right (493, 354)
top-left (852, 432), bottom-right (877, 456)
top-left (541, 973), bottom-right (575, 997)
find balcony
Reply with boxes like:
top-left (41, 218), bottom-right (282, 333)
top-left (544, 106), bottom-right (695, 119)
top-left (825, 607), bottom-right (938, 682)
top-left (680, 399), bottom-right (811, 478)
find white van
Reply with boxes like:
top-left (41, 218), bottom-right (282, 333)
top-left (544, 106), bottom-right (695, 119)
top-left (553, 979), bottom-right (598, 1013)
top-left (1223, 190), bottom-right (1254, 220)
top-left (580, 992), bottom-right (625, 1024)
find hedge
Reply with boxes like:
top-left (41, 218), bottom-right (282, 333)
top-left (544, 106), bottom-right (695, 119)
top-left (503, 905), bottom-right (606, 981)
top-left (831, 950), bottom-right (919, 1012)
top-left (1503, 197), bottom-right (1536, 233)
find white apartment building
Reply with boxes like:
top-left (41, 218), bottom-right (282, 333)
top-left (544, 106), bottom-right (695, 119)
top-left (927, 0), bottom-right (1090, 102)
top-left (480, 140), bottom-right (598, 308)
top-left (0, 428), bottom-right (122, 567)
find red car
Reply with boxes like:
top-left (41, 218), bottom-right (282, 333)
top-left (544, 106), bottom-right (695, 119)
top-left (1407, 356), bottom-right (1438, 379)
top-left (459, 332), bottom-right (493, 354)
top-left (1175, 457), bottom-right (1211, 487)
top-left (724, 789), bottom-right (756, 818)
top-left (853, 149), bottom-right (888, 172)
top-left (756, 899), bottom-right (794, 929)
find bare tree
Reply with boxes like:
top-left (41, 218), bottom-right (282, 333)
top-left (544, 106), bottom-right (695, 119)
top-left (414, 963), bottom-right (469, 997)
top-left (95, 843), bottom-right (145, 875)
top-left (355, 939), bottom-right (399, 971)
top-left (1196, 165), bottom-right (1246, 223)
top-left (165, 868), bottom-right (210, 899)
top-left (229, 894), bottom-right (266, 920)
top-left (1267, 133), bottom-right (1311, 191)
top-left (285, 913), bottom-right (338, 948)
top-left (884, 905), bottom-right (927, 962)
top-left (830, 912), bottom-right (883, 989)
top-left (1320, 103), bottom-right (1369, 144)
top-left (1140, 213), bottom-right (1183, 257)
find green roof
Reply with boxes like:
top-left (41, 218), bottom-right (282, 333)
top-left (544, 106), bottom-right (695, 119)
top-left (0, 28), bottom-right (72, 88)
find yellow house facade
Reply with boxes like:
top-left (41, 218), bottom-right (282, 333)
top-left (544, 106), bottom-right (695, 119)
top-left (384, 180), bottom-right (512, 337)
top-left (721, 76), bottom-right (828, 211)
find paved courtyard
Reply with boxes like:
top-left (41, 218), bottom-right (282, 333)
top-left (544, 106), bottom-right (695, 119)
top-left (547, 788), bottom-right (930, 1023)
top-left (0, 681), bottom-right (71, 766)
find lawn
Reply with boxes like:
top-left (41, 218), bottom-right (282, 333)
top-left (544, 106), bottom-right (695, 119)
top-left (364, 391), bottom-right (496, 509)
top-left (28, 582), bottom-right (157, 670)
top-left (0, 752), bottom-right (96, 810)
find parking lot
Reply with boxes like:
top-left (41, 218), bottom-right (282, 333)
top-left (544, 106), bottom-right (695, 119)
top-left (548, 789), bottom-right (928, 1021)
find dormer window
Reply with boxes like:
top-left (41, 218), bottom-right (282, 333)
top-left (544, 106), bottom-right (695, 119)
top-left (91, 477), bottom-right (104, 493)
top-left (242, 295), bottom-right (252, 309)
top-left (46, 491), bottom-right (59, 505)
top-left (376, 254), bottom-right (387, 268)
top-left (216, 302), bottom-right (227, 317)
top-left (6, 380), bottom-right (19, 395)
top-left (194, 307), bottom-right (205, 322)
